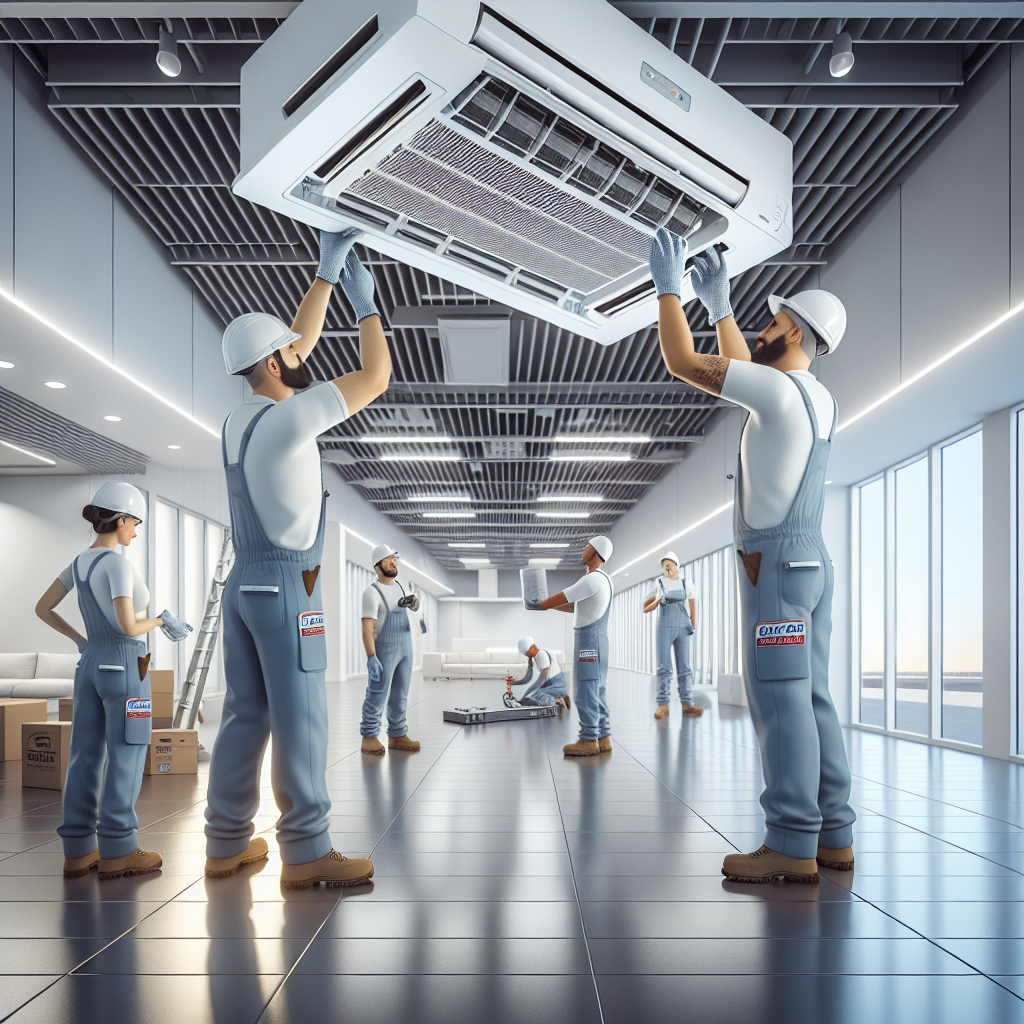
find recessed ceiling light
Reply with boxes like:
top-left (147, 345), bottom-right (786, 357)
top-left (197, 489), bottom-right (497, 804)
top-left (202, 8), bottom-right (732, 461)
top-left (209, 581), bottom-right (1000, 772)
top-left (0, 360), bottom-right (13, 369)
top-left (552, 435), bottom-right (649, 444)
top-left (537, 495), bottom-right (604, 502)
top-left (43, 381), bottom-right (66, 389)
top-left (409, 494), bottom-right (471, 502)
top-left (529, 558), bottom-right (561, 565)
top-left (449, 542), bottom-right (485, 548)
top-left (0, 439), bottom-right (56, 466)
top-left (422, 511), bottom-right (476, 518)
top-left (103, 415), bottom-right (122, 422)
top-left (530, 543), bottom-right (570, 548)
top-left (535, 511), bottom-right (591, 518)
top-left (167, 444), bottom-right (182, 450)
top-left (380, 453), bottom-right (460, 462)
top-left (549, 453), bottom-right (632, 463)
top-left (460, 557), bottom-right (491, 565)
top-left (360, 435), bottom-right (452, 443)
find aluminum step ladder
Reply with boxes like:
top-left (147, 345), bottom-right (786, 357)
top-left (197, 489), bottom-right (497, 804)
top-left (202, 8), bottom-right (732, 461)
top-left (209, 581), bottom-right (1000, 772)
top-left (173, 530), bottom-right (234, 731)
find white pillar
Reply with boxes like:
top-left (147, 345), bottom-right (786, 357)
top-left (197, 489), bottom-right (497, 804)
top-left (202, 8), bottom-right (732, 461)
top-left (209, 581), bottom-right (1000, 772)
top-left (322, 520), bottom-right (346, 682)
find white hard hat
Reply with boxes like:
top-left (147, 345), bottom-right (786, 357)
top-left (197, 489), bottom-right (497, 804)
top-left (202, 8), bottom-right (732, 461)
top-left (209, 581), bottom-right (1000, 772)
top-left (768, 290), bottom-right (847, 356)
top-left (91, 481), bottom-right (146, 522)
top-left (588, 535), bottom-right (613, 561)
top-left (518, 637), bottom-right (534, 656)
top-left (371, 543), bottom-right (399, 568)
top-left (222, 312), bottom-right (302, 375)
top-left (661, 551), bottom-right (679, 566)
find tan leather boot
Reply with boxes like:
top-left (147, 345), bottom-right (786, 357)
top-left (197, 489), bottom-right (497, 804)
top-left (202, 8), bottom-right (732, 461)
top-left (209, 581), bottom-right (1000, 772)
top-left (563, 740), bottom-right (600, 757)
top-left (63, 849), bottom-right (100, 878)
top-left (817, 845), bottom-right (855, 870)
top-left (361, 736), bottom-right (385, 756)
top-left (655, 704), bottom-right (669, 719)
top-left (555, 695), bottom-right (571, 710)
top-left (205, 837), bottom-right (269, 879)
top-left (98, 848), bottom-right (163, 880)
top-left (388, 735), bottom-right (420, 752)
top-left (722, 845), bottom-right (819, 884)
top-left (682, 703), bottom-right (704, 717)
top-left (598, 737), bottom-right (612, 753)
top-left (281, 850), bottom-right (374, 890)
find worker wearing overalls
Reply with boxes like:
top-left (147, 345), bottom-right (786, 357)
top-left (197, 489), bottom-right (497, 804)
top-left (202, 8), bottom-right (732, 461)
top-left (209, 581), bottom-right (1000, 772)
top-left (35, 481), bottom-right (189, 880)
top-left (205, 228), bottom-right (392, 888)
top-left (531, 535), bottom-right (614, 757)
top-left (515, 637), bottom-right (570, 709)
top-left (645, 551), bottom-right (700, 719)
top-left (651, 228), bottom-right (856, 883)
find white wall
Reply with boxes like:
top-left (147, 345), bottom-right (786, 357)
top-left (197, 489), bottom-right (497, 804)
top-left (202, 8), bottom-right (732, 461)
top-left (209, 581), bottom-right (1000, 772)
top-left (436, 600), bottom-right (575, 663)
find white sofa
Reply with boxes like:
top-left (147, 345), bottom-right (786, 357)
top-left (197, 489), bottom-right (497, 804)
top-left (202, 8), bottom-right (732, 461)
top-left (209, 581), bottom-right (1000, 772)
top-left (422, 650), bottom-right (568, 681)
top-left (0, 653), bottom-right (79, 699)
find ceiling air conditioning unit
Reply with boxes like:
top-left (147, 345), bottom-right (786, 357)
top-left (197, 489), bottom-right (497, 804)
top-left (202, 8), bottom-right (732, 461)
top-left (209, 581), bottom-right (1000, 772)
top-left (234, 0), bottom-right (793, 345)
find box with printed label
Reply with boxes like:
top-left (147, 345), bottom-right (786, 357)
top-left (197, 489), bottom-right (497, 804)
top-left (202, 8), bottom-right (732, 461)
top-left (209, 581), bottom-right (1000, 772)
top-left (144, 729), bottom-right (199, 776)
top-left (21, 721), bottom-right (72, 789)
top-left (0, 700), bottom-right (48, 760)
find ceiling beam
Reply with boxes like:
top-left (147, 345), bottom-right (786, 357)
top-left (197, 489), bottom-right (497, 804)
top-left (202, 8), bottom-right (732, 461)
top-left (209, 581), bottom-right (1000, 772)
top-left (612, 2), bottom-right (1024, 16)
top-left (324, 435), bottom-right (704, 444)
top-left (46, 41), bottom-right (255, 86)
top-left (736, 85), bottom-right (958, 107)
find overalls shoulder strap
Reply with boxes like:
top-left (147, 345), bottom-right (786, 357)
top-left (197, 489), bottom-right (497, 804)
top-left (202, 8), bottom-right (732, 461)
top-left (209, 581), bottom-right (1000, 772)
top-left (73, 547), bottom-right (115, 590)
top-left (222, 403), bottom-right (275, 468)
top-left (371, 582), bottom-right (389, 627)
top-left (786, 373), bottom-right (826, 444)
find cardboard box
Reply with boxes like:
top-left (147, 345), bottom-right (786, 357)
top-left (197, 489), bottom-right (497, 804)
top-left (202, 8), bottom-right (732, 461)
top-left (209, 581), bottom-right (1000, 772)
top-left (22, 721), bottom-right (72, 789)
top-left (149, 669), bottom-right (174, 694)
top-left (144, 729), bottom-right (198, 776)
top-left (151, 691), bottom-right (174, 720)
top-left (0, 700), bottom-right (49, 760)
top-left (59, 699), bottom-right (73, 722)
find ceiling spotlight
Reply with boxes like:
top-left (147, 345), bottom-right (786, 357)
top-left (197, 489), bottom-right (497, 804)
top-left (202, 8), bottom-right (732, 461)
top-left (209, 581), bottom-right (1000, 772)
top-left (103, 415), bottom-right (122, 422)
top-left (0, 360), bottom-right (13, 369)
top-left (43, 381), bottom-right (67, 389)
top-left (156, 27), bottom-right (182, 78)
top-left (829, 30), bottom-right (855, 78)
top-left (167, 444), bottom-right (182, 450)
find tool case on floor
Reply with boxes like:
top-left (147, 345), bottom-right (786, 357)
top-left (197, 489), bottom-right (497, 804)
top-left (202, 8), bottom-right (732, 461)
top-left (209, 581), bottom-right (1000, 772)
top-left (443, 705), bottom-right (556, 724)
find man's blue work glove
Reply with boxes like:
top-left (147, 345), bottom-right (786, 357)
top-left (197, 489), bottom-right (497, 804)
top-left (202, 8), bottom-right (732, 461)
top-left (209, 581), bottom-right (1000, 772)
top-left (338, 249), bottom-right (380, 322)
top-left (649, 228), bottom-right (688, 297)
top-left (367, 655), bottom-right (383, 683)
top-left (689, 248), bottom-right (733, 326)
top-left (159, 609), bottom-right (193, 643)
top-left (316, 227), bottom-right (361, 285)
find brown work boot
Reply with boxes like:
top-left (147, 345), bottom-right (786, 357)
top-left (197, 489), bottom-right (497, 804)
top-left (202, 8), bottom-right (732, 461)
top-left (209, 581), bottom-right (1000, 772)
top-left (555, 695), bottom-right (571, 710)
top-left (722, 845), bottom-right (819, 884)
top-left (205, 837), bottom-right (269, 879)
top-left (98, 848), bottom-right (162, 880)
top-left (682, 703), bottom-right (704, 717)
top-left (598, 737), bottom-right (612, 753)
top-left (361, 736), bottom-right (385, 756)
top-left (655, 704), bottom-right (669, 719)
top-left (388, 735), bottom-right (420, 752)
top-left (563, 740), bottom-right (601, 757)
top-left (281, 850), bottom-right (374, 890)
top-left (817, 845), bottom-right (855, 871)
top-left (63, 849), bottom-right (100, 878)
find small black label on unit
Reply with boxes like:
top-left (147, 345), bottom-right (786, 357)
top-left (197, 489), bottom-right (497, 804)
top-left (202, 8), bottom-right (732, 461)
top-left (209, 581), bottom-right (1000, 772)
top-left (641, 62), bottom-right (691, 112)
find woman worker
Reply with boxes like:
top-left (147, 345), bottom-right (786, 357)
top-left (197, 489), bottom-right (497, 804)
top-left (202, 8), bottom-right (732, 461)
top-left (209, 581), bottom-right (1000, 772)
top-left (643, 551), bottom-right (701, 719)
top-left (35, 482), bottom-right (190, 879)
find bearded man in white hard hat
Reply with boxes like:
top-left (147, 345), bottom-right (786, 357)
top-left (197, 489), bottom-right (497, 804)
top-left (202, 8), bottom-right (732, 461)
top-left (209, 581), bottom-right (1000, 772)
top-left (359, 544), bottom-right (420, 756)
top-left (205, 228), bottom-right (391, 889)
top-left (529, 535), bottom-right (614, 757)
top-left (649, 229), bottom-right (856, 884)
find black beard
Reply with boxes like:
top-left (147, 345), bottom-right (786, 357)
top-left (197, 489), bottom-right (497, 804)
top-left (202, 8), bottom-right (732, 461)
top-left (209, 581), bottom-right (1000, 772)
top-left (379, 566), bottom-right (398, 578)
top-left (275, 349), bottom-right (313, 390)
top-left (751, 335), bottom-right (789, 365)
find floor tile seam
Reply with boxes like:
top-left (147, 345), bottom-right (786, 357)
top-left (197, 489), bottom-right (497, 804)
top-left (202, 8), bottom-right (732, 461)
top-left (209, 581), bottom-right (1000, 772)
top-left (542, 732), bottom-right (606, 1024)
top-left (0, 800), bottom-right (64, 826)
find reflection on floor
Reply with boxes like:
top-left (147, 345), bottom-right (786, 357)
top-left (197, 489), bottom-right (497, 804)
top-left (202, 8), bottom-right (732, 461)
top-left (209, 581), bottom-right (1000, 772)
top-left (1, 669), bottom-right (1022, 1023)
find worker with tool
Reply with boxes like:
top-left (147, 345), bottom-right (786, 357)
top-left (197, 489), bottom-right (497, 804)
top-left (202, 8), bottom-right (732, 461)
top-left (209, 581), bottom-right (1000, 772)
top-left (359, 543), bottom-right (421, 756)
top-left (35, 482), bottom-right (191, 880)
top-left (511, 637), bottom-right (570, 709)
top-left (650, 228), bottom-right (855, 883)
top-left (205, 228), bottom-right (391, 889)
top-left (643, 551), bottom-right (701, 719)
top-left (528, 535), bottom-right (614, 756)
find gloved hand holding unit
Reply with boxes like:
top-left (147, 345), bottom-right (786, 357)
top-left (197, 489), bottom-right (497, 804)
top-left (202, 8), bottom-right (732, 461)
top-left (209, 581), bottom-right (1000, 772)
top-left (649, 228), bottom-right (689, 297)
top-left (524, 598), bottom-right (543, 611)
top-left (315, 227), bottom-right (361, 285)
top-left (338, 249), bottom-right (379, 322)
top-left (159, 609), bottom-right (193, 643)
top-left (689, 248), bottom-right (733, 326)
top-left (397, 594), bottom-right (419, 611)
top-left (367, 655), bottom-right (383, 682)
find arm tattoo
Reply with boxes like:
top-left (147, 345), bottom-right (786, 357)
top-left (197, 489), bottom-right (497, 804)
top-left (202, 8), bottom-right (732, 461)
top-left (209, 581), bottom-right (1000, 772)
top-left (684, 354), bottom-right (728, 395)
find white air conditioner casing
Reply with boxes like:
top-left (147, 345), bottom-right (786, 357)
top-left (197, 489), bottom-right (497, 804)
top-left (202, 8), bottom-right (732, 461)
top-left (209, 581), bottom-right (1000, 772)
top-left (234, 0), bottom-right (793, 344)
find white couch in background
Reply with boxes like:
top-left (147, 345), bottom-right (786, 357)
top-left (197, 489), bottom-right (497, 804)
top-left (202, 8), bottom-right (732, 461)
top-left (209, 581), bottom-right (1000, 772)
top-left (422, 650), bottom-right (567, 681)
top-left (0, 653), bottom-right (79, 699)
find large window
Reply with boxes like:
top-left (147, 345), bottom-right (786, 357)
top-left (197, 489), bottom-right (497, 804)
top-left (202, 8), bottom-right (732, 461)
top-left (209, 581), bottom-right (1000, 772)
top-left (1016, 408), bottom-right (1024, 756)
top-left (346, 561), bottom-right (375, 677)
top-left (854, 428), bottom-right (983, 746)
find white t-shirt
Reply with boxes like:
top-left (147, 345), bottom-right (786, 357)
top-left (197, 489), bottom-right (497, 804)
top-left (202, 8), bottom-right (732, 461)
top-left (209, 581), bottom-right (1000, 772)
top-left (223, 381), bottom-right (350, 551)
top-left (720, 364), bottom-right (835, 530)
top-left (58, 548), bottom-right (149, 635)
top-left (648, 576), bottom-right (697, 605)
top-left (562, 569), bottom-right (613, 629)
top-left (535, 648), bottom-right (563, 678)
top-left (361, 579), bottom-right (409, 637)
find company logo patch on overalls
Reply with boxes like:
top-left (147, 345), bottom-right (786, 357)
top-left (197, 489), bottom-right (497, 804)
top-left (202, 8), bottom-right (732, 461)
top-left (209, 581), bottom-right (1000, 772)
top-left (298, 611), bottom-right (325, 637)
top-left (579, 650), bottom-right (599, 662)
top-left (755, 620), bottom-right (805, 647)
top-left (125, 697), bottom-right (152, 719)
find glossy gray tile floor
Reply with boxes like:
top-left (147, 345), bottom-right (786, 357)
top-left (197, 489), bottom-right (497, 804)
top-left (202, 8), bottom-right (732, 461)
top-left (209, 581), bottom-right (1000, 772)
top-left (1, 670), bottom-right (1022, 1023)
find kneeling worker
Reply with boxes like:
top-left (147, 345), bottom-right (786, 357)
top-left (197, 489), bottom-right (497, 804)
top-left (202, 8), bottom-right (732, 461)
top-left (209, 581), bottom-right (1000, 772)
top-left (360, 544), bottom-right (421, 755)
top-left (514, 637), bottom-right (570, 709)
top-left (205, 228), bottom-right (391, 889)
top-left (529, 536), bottom-right (614, 757)
top-left (650, 228), bottom-right (855, 883)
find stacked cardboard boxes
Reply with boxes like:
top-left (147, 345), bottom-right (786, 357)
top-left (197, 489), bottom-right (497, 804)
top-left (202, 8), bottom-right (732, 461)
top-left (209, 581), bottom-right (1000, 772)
top-left (21, 721), bottom-right (72, 789)
top-left (0, 699), bottom-right (48, 760)
top-left (144, 729), bottom-right (199, 776)
top-left (150, 670), bottom-right (175, 728)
